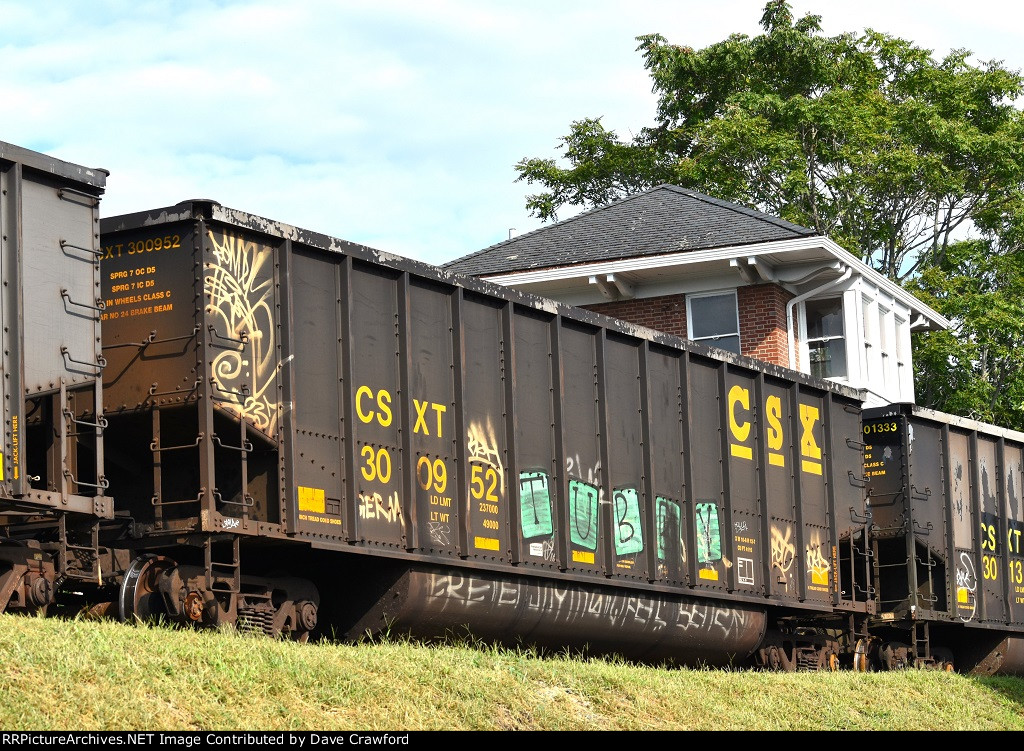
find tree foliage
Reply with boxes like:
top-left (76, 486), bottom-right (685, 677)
top-left (515, 1), bottom-right (1024, 282)
top-left (516, 1), bottom-right (1024, 428)
top-left (908, 240), bottom-right (1024, 427)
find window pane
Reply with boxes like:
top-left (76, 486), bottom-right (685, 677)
top-left (689, 293), bottom-right (738, 338)
top-left (806, 298), bottom-right (844, 339)
top-left (809, 337), bottom-right (847, 379)
top-left (702, 334), bottom-right (740, 355)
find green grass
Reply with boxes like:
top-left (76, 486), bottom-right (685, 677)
top-left (1, 613), bottom-right (1023, 731)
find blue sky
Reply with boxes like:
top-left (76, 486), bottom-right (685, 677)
top-left (3, 0), bottom-right (1021, 267)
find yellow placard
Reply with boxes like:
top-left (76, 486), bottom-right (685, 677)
top-left (297, 485), bottom-right (325, 514)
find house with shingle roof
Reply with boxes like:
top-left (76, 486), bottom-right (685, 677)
top-left (444, 184), bottom-right (949, 407)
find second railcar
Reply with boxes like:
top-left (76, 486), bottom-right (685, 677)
top-left (862, 403), bottom-right (1024, 675)
top-left (95, 199), bottom-right (872, 666)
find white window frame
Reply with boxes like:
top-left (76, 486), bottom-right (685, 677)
top-left (686, 290), bottom-right (740, 354)
top-left (801, 295), bottom-right (849, 380)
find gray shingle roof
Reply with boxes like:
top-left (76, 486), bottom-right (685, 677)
top-left (444, 184), bottom-right (818, 277)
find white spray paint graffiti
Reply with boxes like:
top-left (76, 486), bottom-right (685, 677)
top-left (467, 419), bottom-right (505, 486)
top-left (357, 490), bottom-right (404, 526)
top-left (566, 455), bottom-right (602, 494)
top-left (428, 521), bottom-right (451, 547)
top-left (956, 551), bottom-right (978, 622)
top-left (805, 532), bottom-right (830, 587)
top-left (205, 231), bottom-right (278, 435)
top-left (770, 525), bottom-right (796, 583)
top-left (423, 572), bottom-right (762, 651)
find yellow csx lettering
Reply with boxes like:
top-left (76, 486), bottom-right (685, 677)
top-left (356, 386), bottom-right (448, 438)
top-left (727, 385), bottom-right (821, 474)
top-left (355, 386), bottom-right (393, 426)
top-left (981, 522), bottom-right (998, 552)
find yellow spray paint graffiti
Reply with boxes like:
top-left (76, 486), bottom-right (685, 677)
top-left (805, 532), bottom-right (831, 588)
top-left (205, 231), bottom-right (278, 435)
top-left (770, 524), bottom-right (796, 589)
top-left (468, 418), bottom-right (504, 551)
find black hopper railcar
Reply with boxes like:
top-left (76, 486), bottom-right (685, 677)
top-left (860, 403), bottom-right (1024, 675)
top-left (95, 197), bottom-right (870, 666)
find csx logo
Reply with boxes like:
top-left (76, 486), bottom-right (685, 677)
top-left (727, 384), bottom-right (822, 475)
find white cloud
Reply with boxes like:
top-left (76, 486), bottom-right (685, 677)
top-left (2, 0), bottom-right (1022, 266)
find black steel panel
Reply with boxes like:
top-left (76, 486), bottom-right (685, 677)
top-left (348, 260), bottom-right (405, 547)
top-left (948, 429), bottom-right (979, 621)
top-left (289, 246), bottom-right (343, 536)
top-left (795, 388), bottom-right (832, 604)
top-left (511, 308), bottom-right (558, 567)
top-left (1004, 443), bottom-right (1024, 623)
top-left (558, 322), bottom-right (602, 574)
top-left (687, 356), bottom-right (728, 590)
top-left (906, 419), bottom-right (951, 617)
top-left (646, 345), bottom-right (686, 585)
top-left (762, 378), bottom-right (800, 600)
top-left (722, 366), bottom-right (761, 595)
top-left (459, 292), bottom-right (509, 562)
top-left (407, 278), bottom-right (457, 556)
top-left (603, 334), bottom-right (646, 580)
top-left (101, 220), bottom-right (200, 412)
top-left (976, 437), bottom-right (1006, 623)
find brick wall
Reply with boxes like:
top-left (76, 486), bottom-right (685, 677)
top-left (737, 284), bottom-right (793, 367)
top-left (583, 284), bottom-right (793, 367)
top-left (584, 293), bottom-right (687, 338)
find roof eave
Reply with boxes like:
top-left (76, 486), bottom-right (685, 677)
top-left (481, 236), bottom-right (951, 331)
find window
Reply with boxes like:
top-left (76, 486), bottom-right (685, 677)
top-left (687, 291), bottom-right (740, 354)
top-left (894, 315), bottom-right (909, 400)
top-left (805, 298), bottom-right (847, 379)
top-left (879, 305), bottom-right (893, 390)
top-left (861, 295), bottom-right (874, 382)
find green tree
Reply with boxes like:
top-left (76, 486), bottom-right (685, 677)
top-left (908, 240), bottom-right (1024, 427)
top-left (515, 1), bottom-right (1024, 282)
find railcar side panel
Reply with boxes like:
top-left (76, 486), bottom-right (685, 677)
top-left (460, 292), bottom-right (509, 563)
top-left (1004, 442), bottom-right (1024, 624)
top-left (646, 344), bottom-right (687, 586)
top-left (603, 333), bottom-right (647, 581)
top-left (407, 277), bottom-right (459, 557)
top-left (723, 366), bottom-right (761, 597)
top-left (348, 261), bottom-right (406, 549)
top-left (558, 320), bottom-right (603, 576)
top-left (287, 245), bottom-right (344, 540)
top-left (687, 356), bottom-right (729, 593)
top-left (511, 307), bottom-right (558, 570)
top-left (976, 436), bottom-right (1006, 623)
top-left (795, 387), bottom-right (833, 606)
top-left (830, 396), bottom-right (871, 610)
top-left (763, 378), bottom-right (802, 602)
top-left (947, 428), bottom-right (979, 621)
top-left (0, 141), bottom-right (106, 513)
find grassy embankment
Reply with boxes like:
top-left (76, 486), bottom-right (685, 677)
top-left (1, 613), bottom-right (1022, 731)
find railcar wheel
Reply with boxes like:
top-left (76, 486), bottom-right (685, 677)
top-left (118, 555), bottom-right (174, 624)
top-left (289, 599), bottom-right (318, 643)
top-left (853, 638), bottom-right (874, 672)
